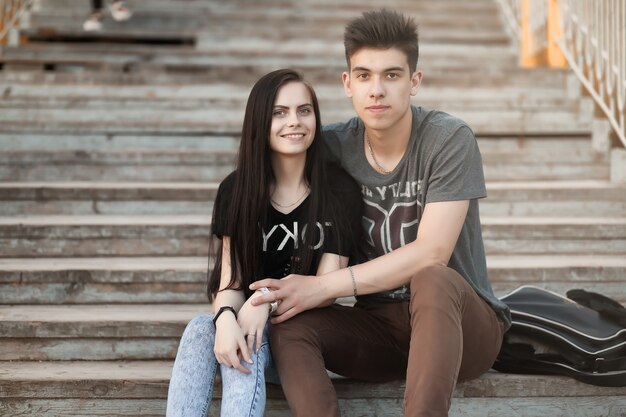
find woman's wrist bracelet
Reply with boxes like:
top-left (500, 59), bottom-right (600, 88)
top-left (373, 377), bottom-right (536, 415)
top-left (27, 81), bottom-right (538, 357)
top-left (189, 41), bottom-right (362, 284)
top-left (348, 266), bottom-right (358, 297)
top-left (213, 306), bottom-right (237, 327)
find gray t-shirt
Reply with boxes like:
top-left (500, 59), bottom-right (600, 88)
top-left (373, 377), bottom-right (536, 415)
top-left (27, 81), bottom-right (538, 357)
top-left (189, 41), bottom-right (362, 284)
top-left (323, 105), bottom-right (511, 328)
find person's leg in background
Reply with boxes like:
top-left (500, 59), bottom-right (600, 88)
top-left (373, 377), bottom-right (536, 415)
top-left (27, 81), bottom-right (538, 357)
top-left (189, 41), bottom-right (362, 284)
top-left (83, 0), bottom-right (105, 31)
top-left (83, 0), bottom-right (132, 32)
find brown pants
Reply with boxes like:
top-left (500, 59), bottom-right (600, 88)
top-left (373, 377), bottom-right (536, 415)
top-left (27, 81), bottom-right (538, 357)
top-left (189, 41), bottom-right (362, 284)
top-left (269, 265), bottom-right (505, 417)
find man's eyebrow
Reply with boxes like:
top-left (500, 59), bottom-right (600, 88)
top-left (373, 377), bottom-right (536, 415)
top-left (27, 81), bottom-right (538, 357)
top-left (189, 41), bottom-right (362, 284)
top-left (351, 66), bottom-right (405, 72)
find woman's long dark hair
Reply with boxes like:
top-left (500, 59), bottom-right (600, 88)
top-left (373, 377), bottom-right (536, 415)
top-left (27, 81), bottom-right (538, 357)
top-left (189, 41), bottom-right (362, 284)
top-left (207, 69), bottom-right (355, 301)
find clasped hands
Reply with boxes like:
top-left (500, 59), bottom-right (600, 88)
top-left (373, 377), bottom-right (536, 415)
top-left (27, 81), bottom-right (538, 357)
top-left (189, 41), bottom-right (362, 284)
top-left (249, 274), bottom-right (330, 324)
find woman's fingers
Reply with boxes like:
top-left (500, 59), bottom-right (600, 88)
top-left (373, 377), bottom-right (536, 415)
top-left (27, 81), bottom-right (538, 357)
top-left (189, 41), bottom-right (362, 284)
top-left (227, 350), bottom-right (251, 374)
top-left (238, 335), bottom-right (252, 367)
top-left (255, 329), bottom-right (263, 353)
top-left (246, 331), bottom-right (255, 353)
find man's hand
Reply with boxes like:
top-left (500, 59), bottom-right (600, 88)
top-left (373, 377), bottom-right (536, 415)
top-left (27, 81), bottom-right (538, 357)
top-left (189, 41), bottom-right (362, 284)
top-left (249, 274), bottom-right (329, 323)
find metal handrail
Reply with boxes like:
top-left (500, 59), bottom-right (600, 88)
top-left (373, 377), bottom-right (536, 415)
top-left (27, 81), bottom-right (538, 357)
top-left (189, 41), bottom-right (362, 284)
top-left (559, 0), bottom-right (626, 148)
top-left (498, 0), bottom-right (626, 148)
top-left (0, 0), bottom-right (34, 49)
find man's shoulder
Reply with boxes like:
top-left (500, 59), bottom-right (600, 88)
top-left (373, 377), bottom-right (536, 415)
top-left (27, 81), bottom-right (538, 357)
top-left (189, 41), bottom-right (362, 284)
top-left (415, 106), bottom-right (473, 139)
top-left (323, 116), bottom-right (360, 139)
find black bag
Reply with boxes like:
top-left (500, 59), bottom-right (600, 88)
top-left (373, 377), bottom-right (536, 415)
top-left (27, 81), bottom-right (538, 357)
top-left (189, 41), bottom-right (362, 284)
top-left (493, 285), bottom-right (626, 387)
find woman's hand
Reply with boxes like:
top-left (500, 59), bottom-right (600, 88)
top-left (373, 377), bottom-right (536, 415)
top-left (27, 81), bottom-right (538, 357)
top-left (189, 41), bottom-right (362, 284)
top-left (214, 313), bottom-right (252, 374)
top-left (237, 292), bottom-right (270, 354)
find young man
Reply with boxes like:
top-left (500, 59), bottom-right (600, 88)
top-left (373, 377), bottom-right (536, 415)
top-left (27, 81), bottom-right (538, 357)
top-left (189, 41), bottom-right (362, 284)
top-left (251, 9), bottom-right (511, 417)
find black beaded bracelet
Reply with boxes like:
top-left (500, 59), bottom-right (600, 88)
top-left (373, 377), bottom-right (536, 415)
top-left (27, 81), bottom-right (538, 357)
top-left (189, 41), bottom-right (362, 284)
top-left (213, 306), bottom-right (237, 326)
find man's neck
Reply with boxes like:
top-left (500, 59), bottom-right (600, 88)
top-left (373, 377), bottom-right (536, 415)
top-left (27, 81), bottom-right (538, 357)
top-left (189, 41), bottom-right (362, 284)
top-left (365, 106), bottom-right (413, 158)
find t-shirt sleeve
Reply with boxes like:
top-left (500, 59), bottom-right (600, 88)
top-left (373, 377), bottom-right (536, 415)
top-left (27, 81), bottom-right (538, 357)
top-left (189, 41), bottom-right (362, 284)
top-left (321, 126), bottom-right (343, 165)
top-left (211, 172), bottom-right (236, 238)
top-left (425, 125), bottom-right (487, 203)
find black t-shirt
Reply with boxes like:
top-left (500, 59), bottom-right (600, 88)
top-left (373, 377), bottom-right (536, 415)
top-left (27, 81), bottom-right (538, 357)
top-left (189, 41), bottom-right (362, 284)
top-left (212, 165), bottom-right (362, 279)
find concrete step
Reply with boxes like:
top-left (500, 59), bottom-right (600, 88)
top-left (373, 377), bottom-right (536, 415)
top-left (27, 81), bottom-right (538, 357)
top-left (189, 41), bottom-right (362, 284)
top-left (0, 85), bottom-right (580, 109)
top-left (0, 140), bottom-right (609, 181)
top-left (0, 257), bottom-right (207, 304)
top-left (0, 133), bottom-right (239, 152)
top-left (0, 255), bottom-right (624, 305)
top-left (0, 47), bottom-right (518, 76)
top-left (0, 133), bottom-right (595, 153)
top-left (0, 304), bottom-right (207, 361)
top-left (0, 99), bottom-right (581, 120)
top-left (1, 215), bottom-right (625, 257)
top-left (27, 18), bottom-right (507, 46)
top-left (28, 0), bottom-right (505, 43)
top-left (1, 42), bottom-right (517, 63)
top-left (0, 181), bottom-right (624, 217)
top-left (0, 107), bottom-right (592, 135)
top-left (1, 361), bottom-right (624, 417)
top-left (0, 67), bottom-right (573, 89)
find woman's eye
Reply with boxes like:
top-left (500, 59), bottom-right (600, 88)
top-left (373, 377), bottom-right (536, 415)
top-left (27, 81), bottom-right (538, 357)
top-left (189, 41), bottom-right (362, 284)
top-left (299, 107), bottom-right (312, 115)
top-left (273, 110), bottom-right (286, 116)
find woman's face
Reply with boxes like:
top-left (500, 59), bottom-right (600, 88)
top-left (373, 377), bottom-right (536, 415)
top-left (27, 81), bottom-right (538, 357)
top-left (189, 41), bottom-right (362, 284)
top-left (269, 82), bottom-right (316, 157)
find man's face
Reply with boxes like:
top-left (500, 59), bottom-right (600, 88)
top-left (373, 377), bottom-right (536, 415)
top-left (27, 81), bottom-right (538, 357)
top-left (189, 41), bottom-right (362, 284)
top-left (342, 47), bottom-right (422, 132)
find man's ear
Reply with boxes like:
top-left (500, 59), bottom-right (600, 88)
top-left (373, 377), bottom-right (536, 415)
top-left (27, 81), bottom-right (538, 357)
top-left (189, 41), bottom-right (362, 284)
top-left (410, 70), bottom-right (423, 96)
top-left (342, 71), bottom-right (352, 98)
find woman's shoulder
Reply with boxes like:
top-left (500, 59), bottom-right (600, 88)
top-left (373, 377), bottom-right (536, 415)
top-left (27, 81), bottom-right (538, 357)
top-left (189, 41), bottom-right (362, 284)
top-left (217, 170), bottom-right (237, 193)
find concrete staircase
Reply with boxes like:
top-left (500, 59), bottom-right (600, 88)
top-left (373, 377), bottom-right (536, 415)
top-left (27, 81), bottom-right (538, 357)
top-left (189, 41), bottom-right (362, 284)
top-left (1, 0), bottom-right (625, 416)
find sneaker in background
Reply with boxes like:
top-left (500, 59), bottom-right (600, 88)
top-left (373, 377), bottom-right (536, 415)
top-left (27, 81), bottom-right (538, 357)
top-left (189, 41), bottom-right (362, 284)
top-left (109, 1), bottom-right (132, 21)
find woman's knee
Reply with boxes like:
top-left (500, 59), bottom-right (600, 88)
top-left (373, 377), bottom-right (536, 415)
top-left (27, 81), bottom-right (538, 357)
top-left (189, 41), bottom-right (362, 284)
top-left (180, 313), bottom-right (216, 345)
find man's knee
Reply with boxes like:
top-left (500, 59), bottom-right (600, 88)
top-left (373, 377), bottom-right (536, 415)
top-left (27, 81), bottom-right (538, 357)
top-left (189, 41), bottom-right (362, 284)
top-left (268, 311), bottom-right (320, 353)
top-left (409, 265), bottom-right (466, 309)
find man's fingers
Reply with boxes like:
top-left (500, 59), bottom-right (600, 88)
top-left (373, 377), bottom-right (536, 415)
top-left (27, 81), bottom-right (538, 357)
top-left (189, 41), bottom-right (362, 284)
top-left (250, 289), bottom-right (282, 306)
top-left (249, 278), bottom-right (282, 291)
top-left (270, 307), bottom-right (299, 324)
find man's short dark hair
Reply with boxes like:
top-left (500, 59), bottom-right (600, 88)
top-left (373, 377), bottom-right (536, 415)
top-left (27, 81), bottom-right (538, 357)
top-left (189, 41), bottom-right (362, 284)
top-left (344, 9), bottom-right (419, 73)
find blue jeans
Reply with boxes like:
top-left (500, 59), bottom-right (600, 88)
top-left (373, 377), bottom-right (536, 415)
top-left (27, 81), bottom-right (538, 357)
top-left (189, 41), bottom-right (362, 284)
top-left (166, 313), bottom-right (279, 417)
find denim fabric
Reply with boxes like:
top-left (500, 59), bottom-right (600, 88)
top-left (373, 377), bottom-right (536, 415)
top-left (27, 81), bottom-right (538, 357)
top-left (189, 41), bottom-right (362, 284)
top-left (166, 313), bottom-right (278, 417)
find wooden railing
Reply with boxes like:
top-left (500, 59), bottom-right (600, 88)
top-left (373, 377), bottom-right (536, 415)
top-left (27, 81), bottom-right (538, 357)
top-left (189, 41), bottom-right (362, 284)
top-left (497, 0), bottom-right (626, 148)
top-left (0, 0), bottom-right (34, 50)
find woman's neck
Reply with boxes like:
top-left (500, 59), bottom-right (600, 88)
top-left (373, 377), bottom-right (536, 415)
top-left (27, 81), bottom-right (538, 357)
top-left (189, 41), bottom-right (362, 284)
top-left (270, 153), bottom-right (309, 213)
top-left (271, 153), bottom-right (307, 188)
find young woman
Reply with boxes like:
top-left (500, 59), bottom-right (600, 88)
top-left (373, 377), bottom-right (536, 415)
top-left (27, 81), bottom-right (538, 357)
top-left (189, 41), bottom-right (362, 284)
top-left (166, 69), bottom-right (362, 417)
